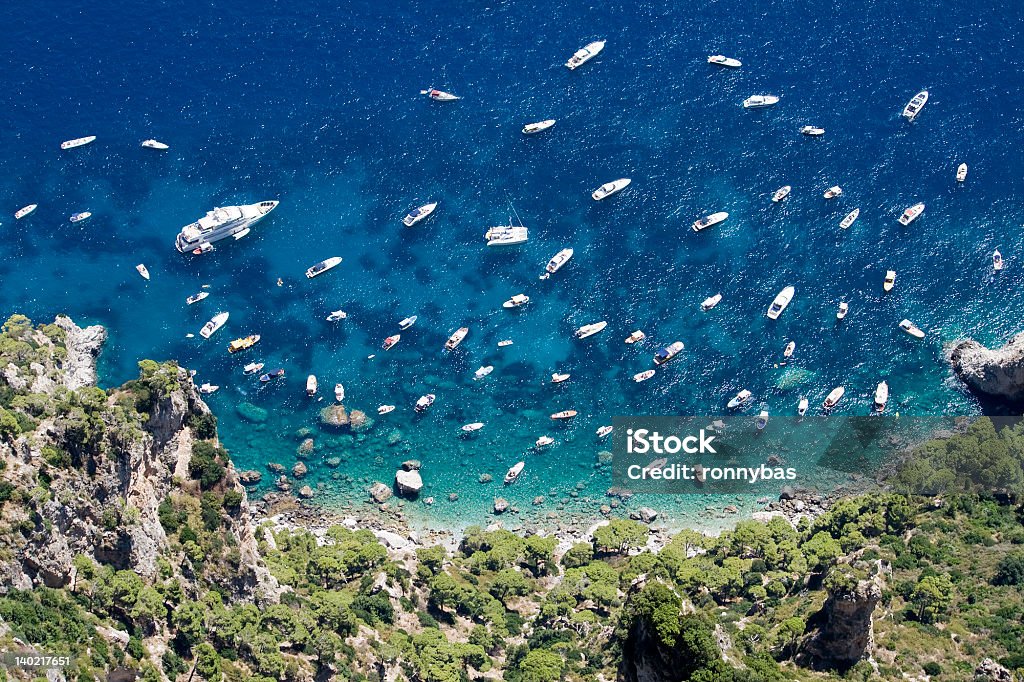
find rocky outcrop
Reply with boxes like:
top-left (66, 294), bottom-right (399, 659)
top-left (370, 482), bottom-right (393, 504)
top-left (950, 333), bottom-right (1024, 400)
top-left (799, 573), bottom-right (883, 670)
top-left (395, 469), bottom-right (423, 497)
top-left (54, 315), bottom-right (106, 390)
top-left (974, 657), bottom-right (1013, 681)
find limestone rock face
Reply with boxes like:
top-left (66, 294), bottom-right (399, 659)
top-left (974, 657), bottom-right (1013, 681)
top-left (950, 333), bottom-right (1024, 399)
top-left (55, 315), bottom-right (106, 390)
top-left (800, 575), bottom-right (883, 670)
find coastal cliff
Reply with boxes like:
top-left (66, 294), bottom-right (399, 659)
top-left (950, 333), bottom-right (1024, 400)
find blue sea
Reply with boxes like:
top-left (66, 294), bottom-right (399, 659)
top-left (3, 0), bottom-right (1023, 529)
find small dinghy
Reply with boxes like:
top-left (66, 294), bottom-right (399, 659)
top-left (633, 369), bottom-right (655, 383)
top-left (382, 334), bottom-right (401, 351)
top-left (874, 381), bottom-right (889, 412)
top-left (883, 270), bottom-right (896, 292)
top-left (243, 362), bottom-right (264, 375)
top-left (551, 373), bottom-right (571, 384)
top-left (596, 425), bottom-right (613, 438)
top-left (326, 310), bottom-right (347, 321)
top-left (956, 163), bottom-right (968, 182)
top-left (840, 209), bottom-right (860, 229)
top-left (837, 302), bottom-right (849, 319)
top-left (378, 405), bottom-right (395, 415)
top-left (504, 461), bottom-right (525, 484)
top-left (334, 383), bottom-right (344, 402)
top-left (474, 365), bottom-right (494, 380)
top-left (422, 88), bottom-right (460, 101)
top-left (503, 294), bottom-right (530, 308)
top-left (415, 394), bottom-right (435, 413)
top-left (783, 341), bottom-right (795, 358)
top-left (70, 211), bottom-right (92, 223)
top-left (993, 250), bottom-right (1003, 271)
top-left (772, 186), bottom-right (791, 203)
top-left (462, 422), bottom-right (484, 433)
top-left (625, 330), bottom-right (646, 344)
top-left (899, 319), bottom-right (925, 338)
top-left (575, 321), bottom-right (607, 339)
top-left (800, 125), bottom-right (825, 136)
top-left (523, 119), bottom-right (556, 134)
top-left (756, 410), bottom-right (769, 430)
top-left (701, 293), bottom-right (723, 311)
top-left (199, 383), bottom-right (219, 395)
top-left (259, 368), bottom-right (285, 383)
top-left (727, 389), bottom-right (752, 409)
top-left (14, 204), bottom-right (37, 219)
top-left (141, 139), bottom-right (169, 150)
top-left (497, 340), bottom-right (513, 347)
top-left (823, 186), bottom-right (842, 199)
top-left (823, 386), bottom-right (845, 409)
top-left (535, 436), bottom-right (554, 448)
top-left (136, 264), bottom-right (150, 280)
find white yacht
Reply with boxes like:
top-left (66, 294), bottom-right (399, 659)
top-left (692, 211), bottom-right (728, 232)
top-left (596, 425), bottom-right (613, 438)
top-left (899, 319), bottom-right (925, 338)
top-left (823, 186), bottom-right (843, 199)
top-left (727, 389), bottom-right (752, 409)
top-left (306, 375), bottom-right (318, 396)
top-left (243, 362), bottom-right (264, 375)
top-left (633, 369), bottom-right (655, 383)
top-left (956, 163), bottom-right (968, 182)
top-left (503, 294), bottom-right (530, 308)
top-left (756, 410), bottom-right (769, 430)
top-left (69, 211), bottom-right (91, 223)
top-left (399, 315), bottom-right (418, 330)
top-left (565, 40), bottom-right (606, 69)
top-left (800, 125), bottom-right (825, 136)
top-left (415, 394), bottom-right (435, 412)
top-left (523, 119), bottom-right (556, 134)
top-left (797, 398), bottom-right (809, 417)
top-left (199, 383), bottom-right (219, 395)
top-left (574, 321), bottom-right (607, 339)
top-left (474, 365), bottom-right (494, 380)
top-left (14, 204), bottom-right (37, 220)
top-left (772, 186), bottom-right (791, 203)
top-left (199, 312), bottom-right (229, 339)
top-left (60, 136), bottom-right (96, 150)
top-left (592, 178), bottom-right (631, 200)
top-left (326, 310), bottom-right (347, 322)
top-left (625, 330), bottom-right (646, 344)
top-left (422, 88), bottom-right (460, 101)
top-left (784, 341), bottom-right (796, 358)
top-left (883, 270), bottom-right (896, 292)
top-left (837, 302), bottom-right (849, 320)
top-left (902, 90), bottom-right (928, 121)
top-left (898, 203), bottom-right (924, 225)
top-left (497, 339), bottom-right (514, 347)
top-left (186, 291), bottom-right (209, 305)
top-left (485, 225), bottom-right (528, 246)
top-left (701, 294), bottom-right (723, 311)
top-left (551, 373), bottom-right (571, 384)
top-left (766, 286), bottom-right (794, 319)
top-left (378, 404), bottom-right (395, 415)
top-left (874, 381), bottom-right (889, 412)
top-left (306, 256), bottom-right (343, 278)
top-left (653, 341), bottom-right (684, 365)
top-left (403, 203), bottom-right (437, 227)
top-left (176, 201), bottom-right (278, 253)
top-left (743, 95), bottom-right (779, 108)
top-left (823, 386), bottom-right (845, 409)
top-left (445, 327), bottom-right (469, 350)
top-left (840, 209), bottom-right (860, 229)
top-left (540, 248), bottom-right (573, 279)
top-left (535, 436), bottom-right (554, 448)
top-left (141, 139), bottom-right (169, 150)
top-left (707, 55), bottom-right (741, 67)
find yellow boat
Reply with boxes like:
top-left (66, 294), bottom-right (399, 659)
top-left (227, 335), bottom-right (261, 353)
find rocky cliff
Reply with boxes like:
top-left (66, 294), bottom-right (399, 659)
top-left (0, 315), bottom-right (278, 603)
top-left (799, 569), bottom-right (883, 671)
top-left (950, 333), bottom-right (1024, 400)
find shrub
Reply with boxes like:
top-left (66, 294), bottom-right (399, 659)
top-left (993, 550), bottom-right (1024, 586)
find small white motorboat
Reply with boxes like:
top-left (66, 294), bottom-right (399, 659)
top-left (141, 139), bottom-right (169, 150)
top-left (523, 119), bottom-right (556, 134)
top-left (199, 382), bottom-right (219, 394)
top-left (707, 55), bottom-right (741, 67)
top-left (692, 211), bottom-right (729, 232)
top-left (756, 410), bottom-right (769, 430)
top-left (823, 386), bottom-right (845, 409)
top-left (306, 256), bottom-right (343, 279)
top-left (727, 389), bottom-right (752, 409)
top-left (840, 209), bottom-right (860, 229)
top-left (382, 334), bottom-right (401, 351)
top-left (899, 319), bottom-right (925, 338)
top-left (743, 95), bottom-right (779, 108)
top-left (462, 422), bottom-right (484, 433)
top-left (378, 405), bottom-right (396, 415)
top-left (535, 436), bottom-right (554, 448)
top-left (551, 373), bottom-right (571, 384)
top-left (592, 178), bottom-right (631, 201)
top-left (823, 186), bottom-right (843, 199)
top-left (60, 135), bottom-right (96, 150)
top-left (625, 330), bottom-right (645, 344)
top-left (565, 40), bottom-right (606, 70)
top-left (772, 186), bottom-right (791, 203)
top-left (874, 381), bottom-right (889, 412)
top-left (504, 461), bottom-right (526, 484)
top-left (199, 312), bottom-right (229, 339)
top-left (497, 339), bottom-right (513, 347)
top-left (653, 342), bottom-right (684, 365)
top-left (15, 204), bottom-right (37, 220)
top-left (633, 370), bottom-right (655, 383)
top-left (898, 203), bottom-right (925, 226)
top-left (783, 341), bottom-right (795, 358)
top-left (403, 203), bottom-right (437, 227)
top-left (766, 286), bottom-right (794, 320)
top-left (902, 90), bottom-right (928, 121)
top-left (797, 398), bottom-right (809, 416)
top-left (800, 125), bottom-right (825, 136)
top-left (334, 383), bottom-right (344, 402)
top-left (399, 315), bottom-right (418, 330)
top-left (837, 302), bottom-right (849, 319)
top-left (415, 394), bottom-right (435, 412)
top-left (326, 310), bottom-right (347, 322)
top-left (444, 327), bottom-right (469, 350)
top-left (136, 264), bottom-right (151, 280)
top-left (575, 321), bottom-right (607, 339)
top-left (69, 211), bottom-right (92, 223)
top-left (701, 293), bottom-right (723, 311)
top-left (596, 425), bottom-right (613, 438)
top-left (994, 250), bottom-right (1004, 271)
top-left (883, 270), bottom-right (896, 292)
top-left (551, 411), bottom-right (577, 422)
top-left (306, 375), bottom-right (318, 396)
top-left (540, 248), bottom-right (573, 279)
top-left (186, 291), bottom-right (209, 305)
top-left (243, 362), bottom-right (264, 375)
top-left (503, 294), bottom-right (530, 308)
top-left (956, 163), bottom-right (968, 182)
top-left (474, 365), bottom-right (494, 380)
top-left (422, 88), bottom-right (460, 101)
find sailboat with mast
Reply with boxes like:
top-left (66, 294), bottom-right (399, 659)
top-left (485, 201), bottom-right (529, 246)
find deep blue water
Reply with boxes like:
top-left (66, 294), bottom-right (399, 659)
top-left (3, 0), bottom-right (1024, 528)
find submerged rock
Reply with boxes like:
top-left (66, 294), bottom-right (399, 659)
top-left (324, 457), bottom-right (341, 468)
top-left (298, 485), bottom-right (314, 499)
top-left (950, 333), bottom-right (1024, 400)
top-left (267, 462), bottom-right (285, 474)
top-left (292, 462), bottom-right (308, 478)
top-left (319, 404), bottom-right (349, 428)
top-left (349, 410), bottom-right (373, 431)
top-left (401, 459), bottom-right (422, 471)
top-left (236, 402), bottom-right (268, 423)
top-left (369, 482), bottom-right (393, 504)
top-left (631, 507), bottom-right (659, 524)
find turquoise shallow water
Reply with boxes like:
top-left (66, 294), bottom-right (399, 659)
top-left (2, 0), bottom-right (1023, 528)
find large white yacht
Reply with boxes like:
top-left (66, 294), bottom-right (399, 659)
top-left (485, 225), bottom-right (528, 246)
top-left (766, 286), bottom-right (794, 319)
top-left (176, 201), bottom-right (278, 253)
top-left (566, 40), bottom-right (606, 69)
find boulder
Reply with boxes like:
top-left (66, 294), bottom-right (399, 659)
top-left (349, 410), bottom-right (373, 431)
top-left (235, 402), bottom-right (268, 423)
top-left (238, 470), bottom-right (262, 485)
top-left (631, 507), bottom-right (659, 523)
top-left (369, 482), bottom-right (393, 504)
top-left (950, 333), bottom-right (1024, 400)
top-left (974, 658), bottom-right (1013, 681)
top-left (324, 457), bottom-right (341, 468)
top-left (401, 459), bottom-right (422, 471)
top-left (275, 476), bottom-right (291, 492)
top-left (291, 462), bottom-right (308, 478)
top-left (319, 404), bottom-right (349, 428)
top-left (297, 485), bottom-right (314, 499)
top-left (493, 497), bottom-right (509, 514)
top-left (267, 462), bottom-right (285, 474)
top-left (296, 438), bottom-right (315, 457)
top-left (395, 469), bottom-right (423, 497)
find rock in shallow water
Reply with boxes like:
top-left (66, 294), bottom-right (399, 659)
top-left (395, 469), bottom-right (423, 497)
top-left (236, 402), bottom-right (268, 423)
top-left (950, 333), bottom-right (1024, 400)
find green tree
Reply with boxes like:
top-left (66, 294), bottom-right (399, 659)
top-left (516, 649), bottom-right (563, 682)
top-left (592, 519), bottom-right (648, 555)
top-left (993, 550), bottom-right (1024, 586)
top-left (193, 642), bottom-right (221, 680)
top-left (490, 569), bottom-right (530, 600)
top-left (561, 543), bottom-right (593, 569)
top-left (130, 586), bottom-right (166, 632)
top-left (911, 574), bottom-right (953, 624)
